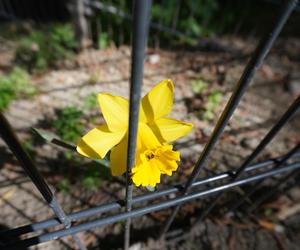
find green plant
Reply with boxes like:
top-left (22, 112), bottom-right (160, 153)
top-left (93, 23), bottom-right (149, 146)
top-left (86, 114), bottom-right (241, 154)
top-left (86, 74), bottom-right (99, 86)
top-left (81, 162), bottom-right (111, 189)
top-left (53, 106), bottom-right (83, 142)
top-left (191, 79), bottom-right (208, 94)
top-left (98, 32), bottom-right (110, 49)
top-left (84, 93), bottom-right (98, 109)
top-left (0, 67), bottom-right (37, 111)
top-left (16, 31), bottom-right (47, 71)
top-left (15, 24), bottom-right (77, 72)
top-left (151, 0), bottom-right (219, 42)
top-left (0, 81), bottom-right (15, 111)
top-left (82, 176), bottom-right (101, 189)
top-left (22, 137), bottom-right (37, 159)
top-left (63, 151), bottom-right (74, 160)
top-left (57, 178), bottom-right (71, 193)
top-left (203, 90), bottom-right (222, 121)
top-left (264, 208), bottom-right (274, 217)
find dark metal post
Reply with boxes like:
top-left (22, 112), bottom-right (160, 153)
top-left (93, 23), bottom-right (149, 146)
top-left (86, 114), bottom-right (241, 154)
top-left (159, 0), bottom-right (298, 237)
top-left (0, 113), bottom-right (86, 250)
top-left (125, 1), bottom-right (152, 250)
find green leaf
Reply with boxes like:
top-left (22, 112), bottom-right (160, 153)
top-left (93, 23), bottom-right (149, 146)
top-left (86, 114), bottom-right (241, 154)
top-left (82, 176), bottom-right (101, 189)
top-left (32, 127), bottom-right (58, 142)
top-left (31, 127), bottom-right (76, 151)
top-left (32, 127), bottom-right (110, 168)
top-left (94, 159), bottom-right (110, 168)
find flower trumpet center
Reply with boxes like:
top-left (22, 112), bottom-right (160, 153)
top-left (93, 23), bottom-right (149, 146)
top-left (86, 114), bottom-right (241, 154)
top-left (132, 144), bottom-right (180, 187)
top-left (140, 145), bottom-right (181, 164)
top-left (145, 150), bottom-right (156, 160)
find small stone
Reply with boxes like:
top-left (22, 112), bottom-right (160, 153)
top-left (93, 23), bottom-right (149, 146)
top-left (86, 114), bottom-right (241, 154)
top-left (288, 80), bottom-right (300, 95)
top-left (202, 126), bottom-right (212, 137)
top-left (241, 137), bottom-right (259, 149)
top-left (148, 54), bottom-right (160, 64)
top-left (180, 144), bottom-right (203, 159)
top-left (129, 242), bottom-right (142, 250)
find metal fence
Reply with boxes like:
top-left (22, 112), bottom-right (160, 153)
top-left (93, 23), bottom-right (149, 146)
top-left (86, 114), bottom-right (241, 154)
top-left (1, 0), bottom-right (300, 249)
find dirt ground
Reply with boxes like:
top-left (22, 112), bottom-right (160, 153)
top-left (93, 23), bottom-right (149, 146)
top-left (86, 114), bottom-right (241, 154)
top-left (0, 35), bottom-right (300, 249)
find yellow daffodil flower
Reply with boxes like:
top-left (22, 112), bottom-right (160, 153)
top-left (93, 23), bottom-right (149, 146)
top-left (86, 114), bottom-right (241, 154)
top-left (76, 79), bottom-right (193, 186)
top-left (132, 123), bottom-right (180, 187)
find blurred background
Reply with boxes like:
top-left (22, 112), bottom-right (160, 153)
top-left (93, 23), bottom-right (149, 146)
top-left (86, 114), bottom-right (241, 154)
top-left (0, 0), bottom-right (300, 249)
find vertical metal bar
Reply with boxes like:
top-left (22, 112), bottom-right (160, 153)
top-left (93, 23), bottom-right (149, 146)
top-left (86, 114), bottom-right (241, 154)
top-left (159, 0), bottom-right (298, 237)
top-left (228, 141), bottom-right (300, 215)
top-left (124, 1), bottom-right (152, 250)
top-left (191, 95), bottom-right (300, 223)
top-left (0, 113), bottom-right (87, 250)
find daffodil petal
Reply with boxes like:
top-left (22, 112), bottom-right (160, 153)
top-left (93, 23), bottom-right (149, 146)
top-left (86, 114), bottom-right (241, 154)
top-left (132, 161), bottom-right (161, 187)
top-left (98, 93), bottom-right (129, 132)
top-left (158, 157), bottom-right (178, 176)
top-left (141, 79), bottom-right (174, 122)
top-left (110, 136), bottom-right (128, 176)
top-left (151, 117), bottom-right (193, 142)
top-left (76, 125), bottom-right (125, 159)
top-left (163, 149), bottom-right (180, 161)
top-left (138, 123), bottom-right (161, 150)
top-left (155, 146), bottom-right (180, 176)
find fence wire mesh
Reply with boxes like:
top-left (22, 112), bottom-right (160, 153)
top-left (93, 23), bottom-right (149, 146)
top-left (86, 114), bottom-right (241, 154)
top-left (0, 0), bottom-right (299, 249)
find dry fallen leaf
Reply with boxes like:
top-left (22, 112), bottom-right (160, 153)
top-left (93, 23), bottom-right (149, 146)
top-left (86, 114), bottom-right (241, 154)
top-left (277, 203), bottom-right (300, 221)
top-left (258, 219), bottom-right (284, 233)
top-left (0, 188), bottom-right (16, 205)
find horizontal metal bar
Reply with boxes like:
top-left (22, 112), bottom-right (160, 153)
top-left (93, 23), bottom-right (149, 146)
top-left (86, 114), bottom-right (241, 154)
top-left (4, 161), bottom-right (300, 249)
top-left (2, 152), bottom-right (300, 239)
